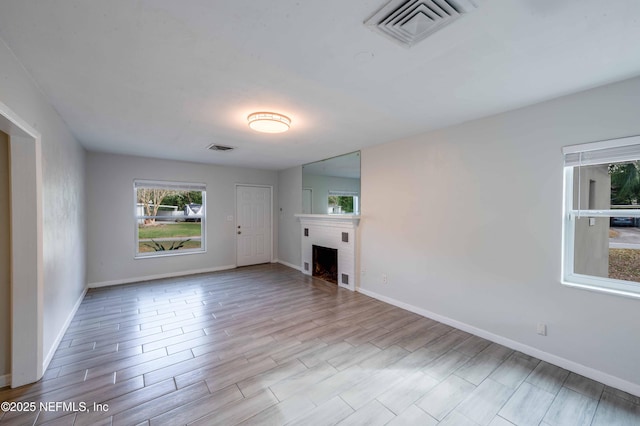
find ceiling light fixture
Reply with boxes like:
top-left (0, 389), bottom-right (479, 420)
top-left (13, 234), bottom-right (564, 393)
top-left (247, 112), bottom-right (291, 133)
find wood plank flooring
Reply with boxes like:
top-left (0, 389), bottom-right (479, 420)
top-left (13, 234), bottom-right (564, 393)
top-left (1, 263), bottom-right (639, 425)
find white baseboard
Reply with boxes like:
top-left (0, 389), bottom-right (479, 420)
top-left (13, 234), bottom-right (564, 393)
top-left (87, 265), bottom-right (237, 288)
top-left (0, 373), bottom-right (10, 388)
top-left (42, 287), bottom-right (88, 374)
top-left (275, 259), bottom-right (302, 271)
top-left (357, 287), bottom-right (640, 398)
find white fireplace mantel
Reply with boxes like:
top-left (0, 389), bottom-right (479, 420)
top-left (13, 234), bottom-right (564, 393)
top-left (295, 214), bottom-right (360, 225)
top-left (295, 214), bottom-right (360, 291)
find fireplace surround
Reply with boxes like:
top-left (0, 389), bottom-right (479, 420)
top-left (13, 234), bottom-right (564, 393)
top-left (295, 214), bottom-right (360, 291)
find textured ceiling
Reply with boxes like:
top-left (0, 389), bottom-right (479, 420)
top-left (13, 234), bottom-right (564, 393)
top-left (1, 0), bottom-right (640, 170)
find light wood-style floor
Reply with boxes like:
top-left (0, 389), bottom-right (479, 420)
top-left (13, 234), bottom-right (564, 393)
top-left (1, 264), bottom-right (639, 426)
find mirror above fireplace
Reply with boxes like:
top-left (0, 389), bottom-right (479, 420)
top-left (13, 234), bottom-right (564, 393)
top-left (302, 151), bottom-right (360, 215)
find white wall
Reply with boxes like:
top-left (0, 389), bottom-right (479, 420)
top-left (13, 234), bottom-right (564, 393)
top-left (0, 39), bottom-right (87, 369)
top-left (86, 152), bottom-right (278, 285)
top-left (358, 75), bottom-right (640, 393)
top-left (302, 174), bottom-right (360, 214)
top-left (0, 131), bottom-right (9, 377)
top-left (277, 166), bottom-right (302, 269)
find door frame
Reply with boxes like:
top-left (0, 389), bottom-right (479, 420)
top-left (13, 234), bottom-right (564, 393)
top-left (302, 187), bottom-right (313, 214)
top-left (0, 101), bottom-right (44, 388)
top-left (235, 184), bottom-right (274, 266)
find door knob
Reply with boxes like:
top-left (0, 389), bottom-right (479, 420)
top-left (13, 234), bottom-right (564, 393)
top-left (237, 231), bottom-right (241, 234)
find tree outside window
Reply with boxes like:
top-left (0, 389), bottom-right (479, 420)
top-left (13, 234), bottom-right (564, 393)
top-left (134, 180), bottom-right (206, 257)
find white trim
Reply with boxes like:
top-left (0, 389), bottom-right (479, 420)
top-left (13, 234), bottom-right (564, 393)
top-left (0, 374), bottom-right (10, 388)
top-left (0, 101), bottom-right (40, 137)
top-left (358, 287), bottom-right (640, 398)
top-left (562, 141), bottom-right (640, 298)
top-left (43, 287), bottom-right (87, 373)
top-left (136, 215), bottom-right (203, 220)
top-left (134, 179), bottom-right (206, 191)
top-left (564, 135), bottom-right (640, 167)
top-left (0, 100), bottom-right (44, 388)
top-left (276, 259), bottom-right (302, 271)
top-left (87, 265), bottom-right (237, 288)
top-left (563, 135), bottom-right (640, 154)
top-left (302, 187), bottom-right (313, 214)
top-left (328, 190), bottom-right (359, 196)
top-left (568, 209), bottom-right (640, 217)
top-left (561, 275), bottom-right (640, 300)
top-left (561, 166), bottom-right (570, 297)
top-left (135, 248), bottom-right (207, 260)
top-left (294, 213), bottom-right (361, 226)
top-left (133, 179), bottom-right (207, 258)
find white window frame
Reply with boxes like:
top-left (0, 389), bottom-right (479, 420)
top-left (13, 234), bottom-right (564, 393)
top-left (134, 179), bottom-right (206, 259)
top-left (562, 135), bottom-right (640, 299)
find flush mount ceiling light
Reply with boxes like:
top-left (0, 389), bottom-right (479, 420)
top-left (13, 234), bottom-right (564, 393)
top-left (247, 112), bottom-right (291, 133)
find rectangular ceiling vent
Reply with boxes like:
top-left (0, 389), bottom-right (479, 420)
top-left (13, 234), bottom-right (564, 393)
top-left (207, 144), bottom-right (235, 152)
top-left (365, 0), bottom-right (478, 48)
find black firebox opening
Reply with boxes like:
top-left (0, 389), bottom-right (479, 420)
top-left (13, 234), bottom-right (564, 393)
top-left (312, 245), bottom-right (338, 284)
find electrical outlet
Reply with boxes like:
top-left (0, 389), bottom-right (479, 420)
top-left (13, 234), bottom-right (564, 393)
top-left (382, 274), bottom-right (388, 284)
top-left (537, 323), bottom-right (547, 336)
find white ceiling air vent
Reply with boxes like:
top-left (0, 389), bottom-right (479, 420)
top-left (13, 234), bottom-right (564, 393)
top-left (365, 0), bottom-right (478, 48)
top-left (207, 144), bottom-right (235, 152)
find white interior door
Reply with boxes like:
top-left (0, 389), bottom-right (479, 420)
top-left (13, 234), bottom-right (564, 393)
top-left (236, 185), bottom-right (272, 266)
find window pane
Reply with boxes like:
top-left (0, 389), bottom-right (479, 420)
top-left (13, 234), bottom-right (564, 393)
top-left (328, 195), bottom-right (355, 214)
top-left (136, 185), bottom-right (204, 256)
top-left (609, 217), bottom-right (640, 282)
top-left (610, 161), bottom-right (640, 206)
top-left (573, 216), bottom-right (640, 284)
top-left (138, 222), bottom-right (202, 253)
top-left (573, 161), bottom-right (640, 210)
top-left (573, 217), bottom-right (610, 278)
top-left (572, 164), bottom-right (610, 210)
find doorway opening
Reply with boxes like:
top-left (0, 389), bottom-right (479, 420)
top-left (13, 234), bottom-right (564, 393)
top-left (0, 101), bottom-right (43, 388)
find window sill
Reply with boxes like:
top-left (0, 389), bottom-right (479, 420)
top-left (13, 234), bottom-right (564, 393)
top-left (562, 273), bottom-right (640, 300)
top-left (135, 249), bottom-right (206, 260)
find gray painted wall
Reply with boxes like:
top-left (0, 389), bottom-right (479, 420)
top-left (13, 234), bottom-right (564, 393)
top-left (0, 40), bottom-right (87, 365)
top-left (358, 75), bottom-right (640, 390)
top-left (86, 152), bottom-right (278, 285)
top-left (277, 75), bottom-right (640, 392)
top-left (277, 166), bottom-right (302, 268)
top-left (0, 131), bottom-right (9, 376)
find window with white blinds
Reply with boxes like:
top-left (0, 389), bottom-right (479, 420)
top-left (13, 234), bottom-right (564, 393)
top-left (562, 136), bottom-right (640, 298)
